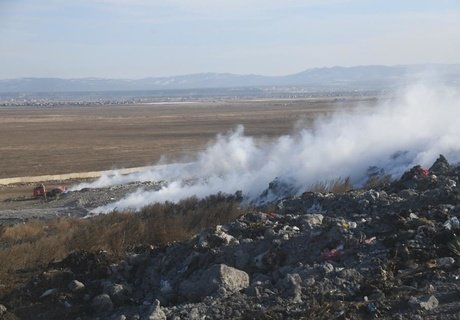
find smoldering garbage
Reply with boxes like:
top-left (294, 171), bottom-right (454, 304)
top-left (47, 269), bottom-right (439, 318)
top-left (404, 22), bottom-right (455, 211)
top-left (2, 155), bottom-right (459, 319)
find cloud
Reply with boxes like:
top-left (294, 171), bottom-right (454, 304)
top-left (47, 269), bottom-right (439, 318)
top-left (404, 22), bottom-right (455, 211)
top-left (85, 0), bottom-right (354, 12)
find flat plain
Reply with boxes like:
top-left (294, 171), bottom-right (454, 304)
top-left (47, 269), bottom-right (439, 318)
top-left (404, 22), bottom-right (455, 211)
top-left (0, 97), bottom-right (374, 180)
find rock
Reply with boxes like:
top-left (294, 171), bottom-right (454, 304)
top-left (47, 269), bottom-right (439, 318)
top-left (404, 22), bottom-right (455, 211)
top-left (68, 280), bottom-right (85, 292)
top-left (322, 263), bottom-right (334, 274)
top-left (180, 264), bottom-right (249, 301)
top-left (91, 294), bottom-right (114, 313)
top-left (147, 300), bottom-right (166, 320)
top-left (443, 217), bottom-right (460, 230)
top-left (277, 273), bottom-right (303, 303)
top-left (409, 295), bottom-right (439, 311)
top-left (302, 214), bottom-right (324, 227)
top-left (364, 190), bottom-right (380, 202)
top-left (234, 249), bottom-right (250, 269)
top-left (0, 304), bottom-right (7, 315)
top-left (39, 288), bottom-right (58, 299)
top-left (244, 212), bottom-right (267, 222)
top-left (436, 257), bottom-right (455, 268)
top-left (127, 253), bottom-right (148, 266)
top-left (259, 177), bottom-right (297, 202)
top-left (104, 283), bottom-right (131, 305)
top-left (306, 203), bottom-right (323, 214)
top-left (198, 226), bottom-right (239, 248)
top-left (429, 155), bottom-right (451, 175)
top-left (399, 189), bottom-right (419, 198)
top-left (446, 179), bottom-right (457, 188)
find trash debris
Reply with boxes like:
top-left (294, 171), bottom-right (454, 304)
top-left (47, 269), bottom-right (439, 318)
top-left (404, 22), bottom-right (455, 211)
top-left (443, 217), bottom-right (460, 230)
top-left (367, 302), bottom-right (377, 313)
top-left (321, 247), bottom-right (345, 260)
top-left (3, 155), bottom-right (460, 319)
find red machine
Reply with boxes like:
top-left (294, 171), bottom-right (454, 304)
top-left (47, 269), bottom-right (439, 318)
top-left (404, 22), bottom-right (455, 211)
top-left (33, 184), bottom-right (66, 198)
top-left (33, 184), bottom-right (47, 198)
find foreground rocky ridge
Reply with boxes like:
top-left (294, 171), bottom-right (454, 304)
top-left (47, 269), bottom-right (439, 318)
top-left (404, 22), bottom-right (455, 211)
top-left (2, 156), bottom-right (460, 319)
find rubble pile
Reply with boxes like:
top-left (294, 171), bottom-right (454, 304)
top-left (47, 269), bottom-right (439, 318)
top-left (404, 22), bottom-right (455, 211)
top-left (2, 156), bottom-right (460, 319)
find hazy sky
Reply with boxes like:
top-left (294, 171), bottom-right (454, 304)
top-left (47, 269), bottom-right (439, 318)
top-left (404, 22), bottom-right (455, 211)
top-left (1, 0), bottom-right (459, 78)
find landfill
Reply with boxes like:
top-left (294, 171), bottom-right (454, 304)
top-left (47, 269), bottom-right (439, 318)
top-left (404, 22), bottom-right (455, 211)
top-left (1, 155), bottom-right (459, 319)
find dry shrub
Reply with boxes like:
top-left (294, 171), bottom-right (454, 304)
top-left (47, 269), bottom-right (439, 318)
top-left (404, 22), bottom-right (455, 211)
top-left (1, 221), bottom-right (47, 244)
top-left (364, 174), bottom-right (392, 189)
top-left (0, 193), bottom-right (244, 297)
top-left (309, 177), bottom-right (352, 193)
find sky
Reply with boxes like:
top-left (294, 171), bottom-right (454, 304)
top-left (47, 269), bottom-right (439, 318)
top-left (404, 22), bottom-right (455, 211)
top-left (0, 0), bottom-right (459, 79)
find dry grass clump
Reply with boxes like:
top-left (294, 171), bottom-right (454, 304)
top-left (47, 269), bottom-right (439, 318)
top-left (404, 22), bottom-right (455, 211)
top-left (309, 177), bottom-right (352, 193)
top-left (0, 193), bottom-right (244, 297)
top-left (364, 174), bottom-right (392, 189)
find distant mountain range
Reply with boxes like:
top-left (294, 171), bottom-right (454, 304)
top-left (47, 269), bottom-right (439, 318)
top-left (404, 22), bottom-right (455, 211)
top-left (1, 64), bottom-right (460, 93)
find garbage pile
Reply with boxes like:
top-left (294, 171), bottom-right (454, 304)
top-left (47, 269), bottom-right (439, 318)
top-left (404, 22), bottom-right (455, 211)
top-left (2, 155), bottom-right (459, 319)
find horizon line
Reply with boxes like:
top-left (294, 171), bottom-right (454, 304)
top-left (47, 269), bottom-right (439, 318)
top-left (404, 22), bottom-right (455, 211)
top-left (1, 62), bottom-right (458, 81)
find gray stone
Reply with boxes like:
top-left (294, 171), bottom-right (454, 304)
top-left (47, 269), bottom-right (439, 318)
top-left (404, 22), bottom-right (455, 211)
top-left (127, 253), bottom-right (148, 266)
top-left (278, 273), bottom-right (303, 303)
top-left (322, 263), bottom-right (334, 274)
top-left (68, 280), bottom-right (85, 292)
top-left (234, 249), bottom-right (250, 269)
top-left (364, 190), bottom-right (380, 202)
top-left (91, 294), bottom-right (114, 313)
top-left (39, 288), bottom-right (58, 299)
top-left (304, 276), bottom-right (316, 286)
top-left (0, 304), bottom-right (7, 315)
top-left (104, 283), bottom-right (131, 305)
top-left (303, 214), bottom-right (324, 227)
top-left (180, 264), bottom-right (249, 301)
top-left (436, 257), bottom-right (455, 268)
top-left (188, 308), bottom-right (200, 319)
top-left (409, 295), bottom-right (439, 311)
top-left (306, 203), bottom-right (323, 214)
top-left (197, 226), bottom-right (239, 248)
top-left (147, 299), bottom-right (166, 320)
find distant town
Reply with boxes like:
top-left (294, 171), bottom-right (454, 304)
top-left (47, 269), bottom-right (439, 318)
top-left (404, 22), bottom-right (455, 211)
top-left (0, 87), bottom-right (385, 107)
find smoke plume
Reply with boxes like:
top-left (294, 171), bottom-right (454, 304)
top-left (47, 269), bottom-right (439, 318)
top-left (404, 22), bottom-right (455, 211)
top-left (73, 84), bottom-right (460, 213)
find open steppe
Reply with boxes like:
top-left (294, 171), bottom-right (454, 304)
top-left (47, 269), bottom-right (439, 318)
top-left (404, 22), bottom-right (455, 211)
top-left (0, 97), bottom-right (375, 181)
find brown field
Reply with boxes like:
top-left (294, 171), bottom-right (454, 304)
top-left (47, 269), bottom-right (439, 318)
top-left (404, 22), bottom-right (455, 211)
top-left (0, 97), bottom-right (375, 180)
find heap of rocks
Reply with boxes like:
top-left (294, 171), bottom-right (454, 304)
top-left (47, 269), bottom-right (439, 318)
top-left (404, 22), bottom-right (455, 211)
top-left (2, 155), bottom-right (460, 319)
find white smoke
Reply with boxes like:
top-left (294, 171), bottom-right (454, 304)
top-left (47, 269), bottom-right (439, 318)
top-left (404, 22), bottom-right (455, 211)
top-left (75, 84), bottom-right (460, 213)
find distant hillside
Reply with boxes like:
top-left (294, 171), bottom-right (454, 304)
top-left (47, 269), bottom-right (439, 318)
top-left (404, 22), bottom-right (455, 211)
top-left (1, 64), bottom-right (459, 93)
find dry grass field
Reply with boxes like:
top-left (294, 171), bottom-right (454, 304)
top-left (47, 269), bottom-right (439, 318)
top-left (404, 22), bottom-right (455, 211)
top-left (0, 97), bottom-right (373, 180)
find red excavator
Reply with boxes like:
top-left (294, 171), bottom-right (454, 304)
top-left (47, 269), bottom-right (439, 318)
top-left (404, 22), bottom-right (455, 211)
top-left (33, 184), bottom-right (66, 199)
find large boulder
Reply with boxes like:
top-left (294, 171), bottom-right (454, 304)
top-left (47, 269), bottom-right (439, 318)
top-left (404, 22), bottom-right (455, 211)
top-left (179, 264), bottom-right (249, 302)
